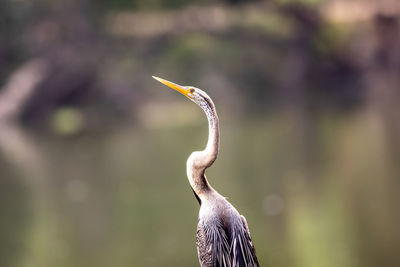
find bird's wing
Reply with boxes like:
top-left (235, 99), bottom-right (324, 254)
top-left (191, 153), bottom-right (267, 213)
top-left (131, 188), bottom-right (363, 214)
top-left (197, 219), bottom-right (232, 267)
top-left (232, 215), bottom-right (259, 267)
top-left (196, 220), bottom-right (213, 266)
top-left (196, 216), bottom-right (259, 267)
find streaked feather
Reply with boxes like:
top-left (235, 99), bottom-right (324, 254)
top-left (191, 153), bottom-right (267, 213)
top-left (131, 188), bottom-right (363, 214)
top-left (197, 214), bottom-right (259, 267)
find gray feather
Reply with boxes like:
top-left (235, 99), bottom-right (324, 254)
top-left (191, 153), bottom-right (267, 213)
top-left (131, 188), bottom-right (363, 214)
top-left (196, 208), bottom-right (259, 267)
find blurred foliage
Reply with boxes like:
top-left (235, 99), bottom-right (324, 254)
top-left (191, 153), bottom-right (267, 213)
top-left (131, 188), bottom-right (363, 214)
top-left (95, 0), bottom-right (218, 10)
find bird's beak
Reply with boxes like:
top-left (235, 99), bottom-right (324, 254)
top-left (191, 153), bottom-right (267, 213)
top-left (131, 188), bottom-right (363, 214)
top-left (152, 76), bottom-right (192, 98)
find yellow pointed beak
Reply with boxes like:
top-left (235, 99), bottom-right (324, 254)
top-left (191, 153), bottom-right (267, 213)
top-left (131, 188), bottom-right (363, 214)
top-left (152, 76), bottom-right (192, 98)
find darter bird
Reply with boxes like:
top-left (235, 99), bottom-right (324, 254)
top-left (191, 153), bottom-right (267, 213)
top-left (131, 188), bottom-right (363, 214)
top-left (153, 76), bottom-right (259, 267)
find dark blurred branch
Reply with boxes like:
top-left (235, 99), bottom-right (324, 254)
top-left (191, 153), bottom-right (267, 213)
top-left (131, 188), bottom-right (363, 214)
top-left (0, 122), bottom-right (47, 180)
top-left (0, 60), bottom-right (49, 179)
top-left (0, 60), bottom-right (48, 122)
top-left (366, 15), bottom-right (400, 168)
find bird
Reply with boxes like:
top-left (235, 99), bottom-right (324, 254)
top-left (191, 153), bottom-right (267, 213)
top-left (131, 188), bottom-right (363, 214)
top-left (153, 76), bottom-right (259, 267)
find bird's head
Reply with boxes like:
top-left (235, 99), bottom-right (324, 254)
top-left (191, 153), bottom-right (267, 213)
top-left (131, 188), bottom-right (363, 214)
top-left (152, 76), bottom-right (213, 109)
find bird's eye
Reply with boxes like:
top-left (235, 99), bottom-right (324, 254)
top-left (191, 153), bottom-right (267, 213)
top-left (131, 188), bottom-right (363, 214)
top-left (190, 88), bottom-right (195, 93)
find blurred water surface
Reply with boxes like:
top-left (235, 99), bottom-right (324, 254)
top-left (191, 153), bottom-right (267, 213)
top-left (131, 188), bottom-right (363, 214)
top-left (1, 111), bottom-right (399, 267)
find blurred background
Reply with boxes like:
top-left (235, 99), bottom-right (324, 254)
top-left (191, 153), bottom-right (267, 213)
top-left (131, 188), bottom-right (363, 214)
top-left (1, 0), bottom-right (400, 266)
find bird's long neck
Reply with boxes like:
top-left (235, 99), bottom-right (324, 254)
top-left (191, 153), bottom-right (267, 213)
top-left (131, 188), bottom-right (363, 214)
top-left (204, 103), bottom-right (219, 163)
top-left (187, 100), bottom-right (219, 200)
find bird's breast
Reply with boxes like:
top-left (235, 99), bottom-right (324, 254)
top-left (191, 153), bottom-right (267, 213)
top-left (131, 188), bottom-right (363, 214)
top-left (198, 197), bottom-right (238, 224)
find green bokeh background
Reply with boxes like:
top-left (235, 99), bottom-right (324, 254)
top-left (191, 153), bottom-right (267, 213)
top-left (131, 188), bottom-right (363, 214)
top-left (1, 0), bottom-right (400, 266)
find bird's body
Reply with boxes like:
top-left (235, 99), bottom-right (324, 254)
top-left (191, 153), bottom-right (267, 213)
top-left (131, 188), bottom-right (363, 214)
top-left (196, 190), bottom-right (258, 267)
top-left (153, 76), bottom-right (259, 267)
